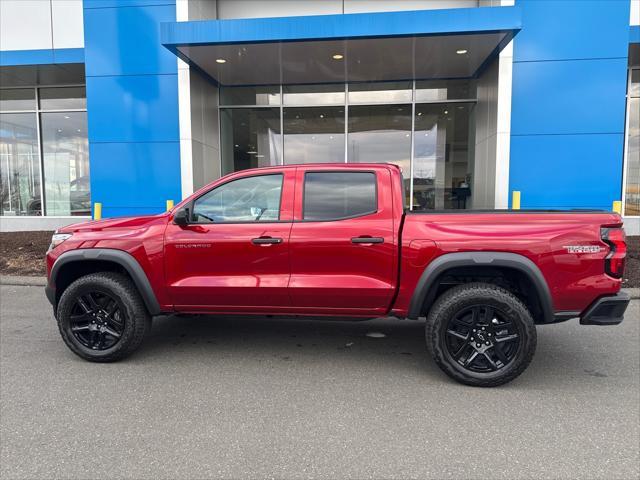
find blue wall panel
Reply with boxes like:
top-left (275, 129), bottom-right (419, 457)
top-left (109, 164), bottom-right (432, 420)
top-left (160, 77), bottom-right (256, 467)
top-left (84, 4), bottom-right (178, 76)
top-left (0, 48), bottom-right (84, 66)
top-left (509, 0), bottom-right (631, 210)
top-left (89, 142), bottom-right (181, 216)
top-left (510, 134), bottom-right (624, 210)
top-left (511, 58), bottom-right (629, 136)
top-left (84, 1), bottom-right (180, 218)
top-left (85, 0), bottom-right (174, 8)
top-left (511, 0), bottom-right (629, 62)
top-left (86, 74), bottom-right (179, 143)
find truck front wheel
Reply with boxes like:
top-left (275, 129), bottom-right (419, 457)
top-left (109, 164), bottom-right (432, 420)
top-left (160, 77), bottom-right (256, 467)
top-left (56, 272), bottom-right (151, 362)
top-left (425, 283), bottom-right (537, 387)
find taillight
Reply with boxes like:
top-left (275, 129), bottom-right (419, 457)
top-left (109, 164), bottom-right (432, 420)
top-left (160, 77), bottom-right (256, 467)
top-left (601, 227), bottom-right (626, 278)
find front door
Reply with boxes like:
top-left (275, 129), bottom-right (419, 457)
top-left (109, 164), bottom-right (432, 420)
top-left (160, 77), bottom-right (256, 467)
top-left (164, 171), bottom-right (294, 312)
top-left (288, 168), bottom-right (398, 316)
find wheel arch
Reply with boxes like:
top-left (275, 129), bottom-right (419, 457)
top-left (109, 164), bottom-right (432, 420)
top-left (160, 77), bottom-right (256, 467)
top-left (407, 252), bottom-right (554, 323)
top-left (47, 249), bottom-right (161, 315)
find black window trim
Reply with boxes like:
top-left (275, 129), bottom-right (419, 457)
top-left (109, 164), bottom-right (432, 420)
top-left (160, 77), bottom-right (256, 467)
top-left (187, 172), bottom-right (286, 225)
top-left (300, 169), bottom-right (379, 223)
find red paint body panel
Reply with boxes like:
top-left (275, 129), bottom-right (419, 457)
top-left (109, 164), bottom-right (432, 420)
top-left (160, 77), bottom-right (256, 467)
top-left (392, 212), bottom-right (622, 317)
top-left (47, 163), bottom-right (625, 320)
top-left (287, 167), bottom-right (398, 315)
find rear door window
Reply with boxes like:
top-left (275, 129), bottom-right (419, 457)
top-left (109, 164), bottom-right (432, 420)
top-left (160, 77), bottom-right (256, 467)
top-left (303, 171), bottom-right (377, 221)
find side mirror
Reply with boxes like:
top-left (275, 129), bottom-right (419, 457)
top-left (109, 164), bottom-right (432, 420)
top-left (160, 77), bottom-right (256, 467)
top-left (173, 208), bottom-right (190, 226)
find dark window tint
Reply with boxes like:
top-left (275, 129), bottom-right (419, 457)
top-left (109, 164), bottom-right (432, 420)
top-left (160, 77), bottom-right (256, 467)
top-left (303, 172), bottom-right (377, 221)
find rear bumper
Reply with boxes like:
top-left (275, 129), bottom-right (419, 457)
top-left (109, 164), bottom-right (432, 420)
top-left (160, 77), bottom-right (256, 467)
top-left (580, 292), bottom-right (630, 325)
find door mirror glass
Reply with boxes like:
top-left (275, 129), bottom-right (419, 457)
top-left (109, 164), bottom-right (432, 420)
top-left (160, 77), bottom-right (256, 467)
top-left (173, 208), bottom-right (189, 226)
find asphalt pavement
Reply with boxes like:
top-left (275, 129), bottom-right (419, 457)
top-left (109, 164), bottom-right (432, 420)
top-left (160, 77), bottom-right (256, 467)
top-left (1, 285), bottom-right (638, 480)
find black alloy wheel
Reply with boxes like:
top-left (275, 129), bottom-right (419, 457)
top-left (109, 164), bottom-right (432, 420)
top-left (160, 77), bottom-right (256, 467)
top-left (425, 283), bottom-right (537, 387)
top-left (444, 305), bottom-right (521, 373)
top-left (69, 291), bottom-right (126, 350)
top-left (57, 272), bottom-right (151, 362)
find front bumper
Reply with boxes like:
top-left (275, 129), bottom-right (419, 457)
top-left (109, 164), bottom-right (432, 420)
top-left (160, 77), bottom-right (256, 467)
top-left (45, 283), bottom-right (55, 307)
top-left (580, 292), bottom-right (630, 325)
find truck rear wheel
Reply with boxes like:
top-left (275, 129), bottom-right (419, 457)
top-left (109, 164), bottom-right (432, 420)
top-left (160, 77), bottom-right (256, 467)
top-left (425, 283), bottom-right (536, 387)
top-left (56, 272), bottom-right (151, 362)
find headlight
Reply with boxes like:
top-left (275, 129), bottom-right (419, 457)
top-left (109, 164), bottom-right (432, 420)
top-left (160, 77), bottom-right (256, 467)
top-left (48, 233), bottom-right (72, 251)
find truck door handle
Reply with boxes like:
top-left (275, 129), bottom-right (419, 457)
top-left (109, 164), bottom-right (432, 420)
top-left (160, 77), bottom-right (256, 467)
top-left (251, 236), bottom-right (283, 245)
top-left (351, 236), bottom-right (384, 244)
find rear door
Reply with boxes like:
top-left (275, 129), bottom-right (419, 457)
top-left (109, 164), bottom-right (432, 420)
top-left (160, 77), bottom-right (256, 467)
top-left (164, 170), bottom-right (294, 312)
top-left (288, 167), bottom-right (397, 316)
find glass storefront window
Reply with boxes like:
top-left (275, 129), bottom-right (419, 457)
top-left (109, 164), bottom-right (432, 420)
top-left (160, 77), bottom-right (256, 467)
top-left (41, 112), bottom-right (90, 216)
top-left (0, 89), bottom-right (36, 111)
top-left (219, 81), bottom-right (478, 210)
top-left (0, 113), bottom-right (41, 216)
top-left (413, 103), bottom-right (474, 210)
top-left (283, 84), bottom-right (345, 105)
top-left (624, 68), bottom-right (639, 216)
top-left (630, 70), bottom-right (639, 98)
top-left (348, 104), bottom-right (412, 201)
top-left (283, 107), bottom-right (344, 164)
top-left (348, 81), bottom-right (412, 104)
top-left (220, 108), bottom-right (282, 174)
top-left (0, 85), bottom-right (89, 217)
top-left (415, 79), bottom-right (476, 102)
top-left (39, 87), bottom-right (86, 110)
top-left (220, 85), bottom-right (281, 106)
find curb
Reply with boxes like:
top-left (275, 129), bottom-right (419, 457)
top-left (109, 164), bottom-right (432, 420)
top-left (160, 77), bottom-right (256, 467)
top-left (0, 276), bottom-right (638, 299)
top-left (624, 288), bottom-right (640, 299)
top-left (0, 275), bottom-right (47, 287)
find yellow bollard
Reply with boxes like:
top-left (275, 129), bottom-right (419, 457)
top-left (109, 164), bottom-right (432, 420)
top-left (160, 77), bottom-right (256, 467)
top-left (512, 191), bottom-right (521, 210)
top-left (166, 199), bottom-right (174, 211)
top-left (612, 200), bottom-right (622, 214)
top-left (93, 202), bottom-right (102, 220)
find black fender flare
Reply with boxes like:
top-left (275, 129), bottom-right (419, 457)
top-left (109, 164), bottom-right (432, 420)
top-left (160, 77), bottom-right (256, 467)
top-left (47, 248), bottom-right (161, 315)
top-left (407, 251), bottom-right (554, 322)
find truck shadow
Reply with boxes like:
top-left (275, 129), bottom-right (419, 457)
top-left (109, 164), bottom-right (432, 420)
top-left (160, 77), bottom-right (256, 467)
top-left (138, 314), bottom-right (441, 376)
top-left (133, 314), bottom-right (634, 388)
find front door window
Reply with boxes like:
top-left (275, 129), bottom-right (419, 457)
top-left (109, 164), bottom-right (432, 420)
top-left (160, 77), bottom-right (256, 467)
top-left (191, 174), bottom-right (283, 223)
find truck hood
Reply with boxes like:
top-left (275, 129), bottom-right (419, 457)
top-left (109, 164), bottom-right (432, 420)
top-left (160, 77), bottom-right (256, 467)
top-left (57, 214), bottom-right (168, 233)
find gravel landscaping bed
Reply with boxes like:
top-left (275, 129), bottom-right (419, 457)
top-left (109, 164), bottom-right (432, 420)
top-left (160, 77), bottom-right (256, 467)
top-left (0, 231), bottom-right (52, 276)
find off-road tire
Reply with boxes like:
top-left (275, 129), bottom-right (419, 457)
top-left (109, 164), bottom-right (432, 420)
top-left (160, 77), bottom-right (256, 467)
top-left (57, 272), bottom-right (151, 362)
top-left (425, 282), bottom-right (537, 387)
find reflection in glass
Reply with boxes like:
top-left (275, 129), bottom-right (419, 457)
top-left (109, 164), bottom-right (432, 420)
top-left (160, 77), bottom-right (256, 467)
top-left (630, 70), bottom-right (639, 98)
top-left (220, 108), bottom-right (282, 174)
top-left (0, 89), bottom-right (36, 111)
top-left (220, 85), bottom-right (280, 106)
top-left (303, 172), bottom-right (377, 221)
top-left (284, 107), bottom-right (345, 164)
top-left (192, 174), bottom-right (283, 223)
top-left (413, 103), bottom-right (474, 210)
top-left (0, 113), bottom-right (41, 216)
top-left (415, 79), bottom-right (476, 102)
top-left (41, 112), bottom-right (90, 216)
top-left (348, 104), bottom-right (411, 201)
top-left (624, 97), bottom-right (639, 216)
top-left (283, 84), bottom-right (345, 105)
top-left (39, 87), bottom-right (86, 110)
top-left (349, 81), bottom-right (412, 104)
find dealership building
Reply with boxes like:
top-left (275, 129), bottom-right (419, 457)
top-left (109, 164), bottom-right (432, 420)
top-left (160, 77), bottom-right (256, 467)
top-left (0, 0), bottom-right (639, 233)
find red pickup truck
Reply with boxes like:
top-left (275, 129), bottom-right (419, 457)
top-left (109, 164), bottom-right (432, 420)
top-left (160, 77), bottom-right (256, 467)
top-left (45, 163), bottom-right (630, 386)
